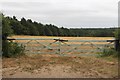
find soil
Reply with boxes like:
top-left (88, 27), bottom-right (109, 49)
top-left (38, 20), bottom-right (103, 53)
top-left (2, 54), bottom-right (118, 78)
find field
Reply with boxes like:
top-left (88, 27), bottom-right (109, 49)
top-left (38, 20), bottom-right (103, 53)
top-left (8, 35), bottom-right (115, 54)
top-left (8, 35), bottom-right (115, 40)
top-left (2, 35), bottom-right (118, 78)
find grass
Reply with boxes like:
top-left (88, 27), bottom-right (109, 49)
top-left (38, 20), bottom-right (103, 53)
top-left (96, 48), bottom-right (118, 58)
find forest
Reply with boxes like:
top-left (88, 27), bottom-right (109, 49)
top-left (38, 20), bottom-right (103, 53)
top-left (2, 14), bottom-right (118, 37)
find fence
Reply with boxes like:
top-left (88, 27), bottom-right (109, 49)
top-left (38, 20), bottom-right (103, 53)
top-left (7, 37), bottom-right (117, 56)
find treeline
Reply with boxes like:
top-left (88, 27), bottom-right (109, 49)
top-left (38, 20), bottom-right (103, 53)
top-left (2, 15), bottom-right (117, 37)
top-left (70, 28), bottom-right (117, 37)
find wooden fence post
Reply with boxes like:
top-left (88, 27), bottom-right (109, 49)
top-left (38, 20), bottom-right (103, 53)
top-left (115, 39), bottom-right (120, 51)
top-left (59, 38), bottom-right (61, 54)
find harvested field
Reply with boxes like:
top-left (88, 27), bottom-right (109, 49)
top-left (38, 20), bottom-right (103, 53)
top-left (3, 35), bottom-right (118, 78)
top-left (8, 35), bottom-right (115, 54)
top-left (9, 35), bottom-right (114, 40)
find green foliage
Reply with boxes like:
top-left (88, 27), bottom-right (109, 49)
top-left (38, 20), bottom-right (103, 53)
top-left (2, 15), bottom-right (13, 36)
top-left (2, 40), bottom-right (25, 58)
top-left (97, 48), bottom-right (118, 57)
top-left (2, 15), bottom-right (117, 37)
top-left (2, 14), bottom-right (25, 58)
top-left (10, 20), bottom-right (25, 35)
top-left (71, 28), bottom-right (116, 37)
top-left (114, 28), bottom-right (120, 40)
top-left (44, 25), bottom-right (53, 36)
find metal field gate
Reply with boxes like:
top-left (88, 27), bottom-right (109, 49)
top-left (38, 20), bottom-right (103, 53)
top-left (7, 37), bottom-right (115, 56)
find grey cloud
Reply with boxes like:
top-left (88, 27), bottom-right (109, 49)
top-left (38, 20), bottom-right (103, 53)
top-left (1, 0), bottom-right (118, 28)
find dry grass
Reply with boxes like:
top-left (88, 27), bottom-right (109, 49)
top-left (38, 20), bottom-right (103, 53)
top-left (8, 35), bottom-right (115, 54)
top-left (3, 35), bottom-right (118, 78)
top-left (9, 35), bottom-right (114, 40)
top-left (2, 54), bottom-right (118, 78)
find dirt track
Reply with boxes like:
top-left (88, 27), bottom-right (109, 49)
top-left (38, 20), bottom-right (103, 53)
top-left (2, 54), bottom-right (118, 78)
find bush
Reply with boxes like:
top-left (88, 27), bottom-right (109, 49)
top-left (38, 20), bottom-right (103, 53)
top-left (2, 40), bottom-right (25, 58)
top-left (97, 48), bottom-right (118, 57)
top-left (114, 29), bottom-right (120, 40)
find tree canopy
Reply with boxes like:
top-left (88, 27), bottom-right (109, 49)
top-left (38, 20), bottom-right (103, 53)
top-left (2, 15), bottom-right (117, 37)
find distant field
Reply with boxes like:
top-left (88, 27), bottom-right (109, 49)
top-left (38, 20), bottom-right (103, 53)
top-left (9, 35), bottom-right (115, 40)
top-left (7, 36), bottom-right (114, 54)
top-left (8, 35), bottom-right (115, 55)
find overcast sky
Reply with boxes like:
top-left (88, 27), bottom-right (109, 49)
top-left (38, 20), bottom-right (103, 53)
top-left (0, 0), bottom-right (119, 28)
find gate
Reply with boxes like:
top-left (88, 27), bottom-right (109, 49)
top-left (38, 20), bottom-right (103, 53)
top-left (7, 37), bottom-right (116, 56)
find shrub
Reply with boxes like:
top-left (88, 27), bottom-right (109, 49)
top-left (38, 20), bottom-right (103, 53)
top-left (97, 48), bottom-right (118, 57)
top-left (2, 40), bottom-right (25, 58)
top-left (114, 29), bottom-right (120, 40)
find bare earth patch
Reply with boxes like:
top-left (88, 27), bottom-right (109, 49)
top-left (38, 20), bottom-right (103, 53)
top-left (2, 54), bottom-right (118, 78)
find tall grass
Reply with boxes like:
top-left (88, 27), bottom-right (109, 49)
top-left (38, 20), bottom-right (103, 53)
top-left (97, 48), bottom-right (119, 58)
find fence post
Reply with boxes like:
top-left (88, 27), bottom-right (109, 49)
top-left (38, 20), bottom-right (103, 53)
top-left (115, 39), bottom-right (119, 51)
top-left (59, 38), bottom-right (61, 54)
